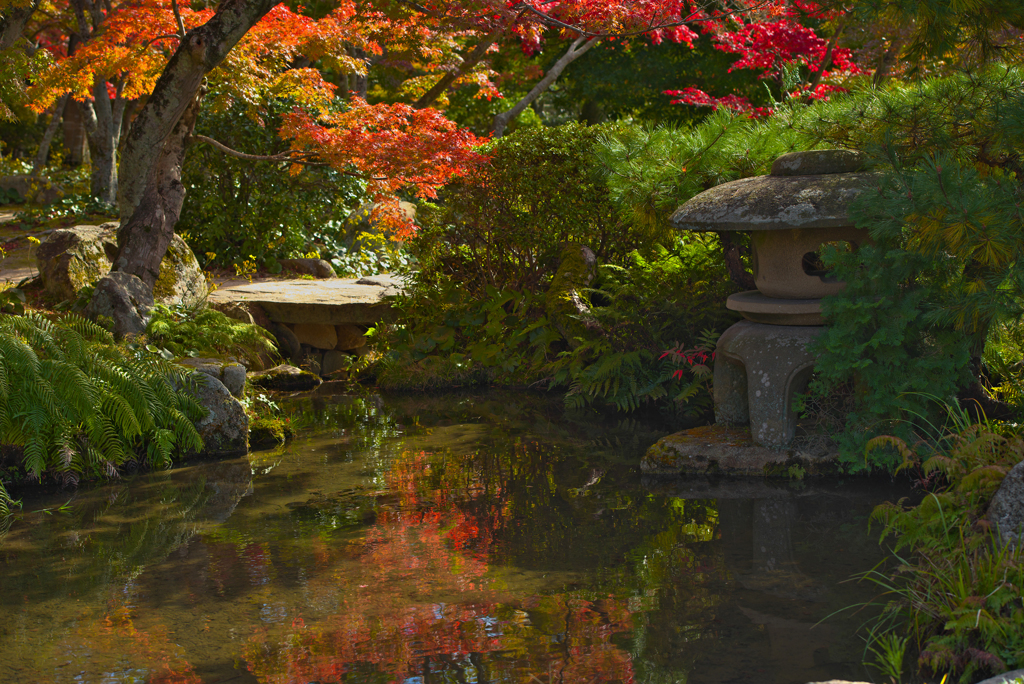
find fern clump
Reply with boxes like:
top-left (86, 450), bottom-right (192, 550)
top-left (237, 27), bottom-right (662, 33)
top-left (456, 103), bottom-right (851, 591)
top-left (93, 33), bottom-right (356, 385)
top-left (146, 305), bottom-right (278, 369)
top-left (0, 313), bottom-right (205, 508)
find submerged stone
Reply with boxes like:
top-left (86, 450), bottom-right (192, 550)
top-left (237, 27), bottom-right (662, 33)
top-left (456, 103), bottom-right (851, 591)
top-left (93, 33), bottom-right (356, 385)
top-left (248, 364), bottom-right (322, 392)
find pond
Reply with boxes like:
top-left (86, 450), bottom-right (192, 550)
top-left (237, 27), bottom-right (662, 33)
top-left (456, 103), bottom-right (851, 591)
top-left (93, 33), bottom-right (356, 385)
top-left (0, 391), bottom-right (911, 684)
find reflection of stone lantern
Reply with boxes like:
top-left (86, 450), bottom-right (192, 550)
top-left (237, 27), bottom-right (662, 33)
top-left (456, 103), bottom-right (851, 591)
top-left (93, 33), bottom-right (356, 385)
top-left (645, 151), bottom-right (875, 471)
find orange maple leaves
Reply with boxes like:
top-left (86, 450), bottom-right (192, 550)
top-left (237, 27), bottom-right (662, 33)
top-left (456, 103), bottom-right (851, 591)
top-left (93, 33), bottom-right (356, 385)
top-left (281, 97), bottom-right (488, 238)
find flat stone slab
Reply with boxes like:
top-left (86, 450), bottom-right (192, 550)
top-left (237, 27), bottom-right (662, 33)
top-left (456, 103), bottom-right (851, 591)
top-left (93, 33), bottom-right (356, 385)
top-left (207, 276), bottom-right (403, 325)
top-left (641, 425), bottom-right (837, 477)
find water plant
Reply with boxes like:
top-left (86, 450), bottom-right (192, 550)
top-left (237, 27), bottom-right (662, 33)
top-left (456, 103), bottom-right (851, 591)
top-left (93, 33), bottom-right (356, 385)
top-left (857, 405), bottom-right (1024, 683)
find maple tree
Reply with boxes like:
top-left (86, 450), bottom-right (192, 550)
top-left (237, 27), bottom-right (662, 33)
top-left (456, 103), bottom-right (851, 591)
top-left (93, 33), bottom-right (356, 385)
top-left (0, 0), bottom-right (860, 303)
top-left (663, 0), bottom-right (863, 115)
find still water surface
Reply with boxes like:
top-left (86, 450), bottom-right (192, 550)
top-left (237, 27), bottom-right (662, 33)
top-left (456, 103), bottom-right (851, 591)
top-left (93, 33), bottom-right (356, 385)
top-left (0, 392), bottom-right (908, 684)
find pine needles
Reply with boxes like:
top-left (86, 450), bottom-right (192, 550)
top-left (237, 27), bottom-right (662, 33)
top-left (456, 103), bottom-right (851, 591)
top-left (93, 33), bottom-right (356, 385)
top-left (0, 313), bottom-right (205, 510)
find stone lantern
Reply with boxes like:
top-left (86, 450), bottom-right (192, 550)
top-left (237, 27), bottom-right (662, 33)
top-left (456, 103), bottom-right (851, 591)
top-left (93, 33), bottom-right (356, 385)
top-left (670, 150), bottom-right (875, 450)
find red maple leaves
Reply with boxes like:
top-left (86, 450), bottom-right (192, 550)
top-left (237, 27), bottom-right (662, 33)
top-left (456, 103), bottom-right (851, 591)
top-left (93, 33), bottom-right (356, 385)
top-left (663, 0), bottom-right (864, 115)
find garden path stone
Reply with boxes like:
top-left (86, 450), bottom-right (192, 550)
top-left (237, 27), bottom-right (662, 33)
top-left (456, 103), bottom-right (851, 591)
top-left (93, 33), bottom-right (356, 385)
top-left (207, 276), bottom-right (402, 326)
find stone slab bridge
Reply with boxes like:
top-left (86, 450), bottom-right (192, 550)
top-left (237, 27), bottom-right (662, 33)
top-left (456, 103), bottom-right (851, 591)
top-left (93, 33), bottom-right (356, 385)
top-left (207, 273), bottom-right (405, 376)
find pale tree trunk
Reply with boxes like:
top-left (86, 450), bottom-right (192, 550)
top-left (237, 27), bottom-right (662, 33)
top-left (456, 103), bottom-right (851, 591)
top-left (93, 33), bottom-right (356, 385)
top-left (31, 94), bottom-right (69, 176)
top-left (492, 36), bottom-right (599, 137)
top-left (114, 0), bottom-right (278, 290)
top-left (63, 99), bottom-right (89, 167)
top-left (84, 79), bottom-right (126, 203)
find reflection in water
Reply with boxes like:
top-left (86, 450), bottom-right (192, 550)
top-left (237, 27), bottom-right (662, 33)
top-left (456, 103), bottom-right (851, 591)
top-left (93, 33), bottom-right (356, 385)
top-left (0, 392), bottom-right (905, 684)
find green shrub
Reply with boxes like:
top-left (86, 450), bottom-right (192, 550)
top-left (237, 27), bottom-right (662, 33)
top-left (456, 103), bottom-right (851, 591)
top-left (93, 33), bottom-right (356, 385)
top-left (413, 122), bottom-right (670, 295)
top-left (381, 236), bottom-right (736, 415)
top-left (177, 95), bottom-right (365, 271)
top-left (0, 314), bottom-right (205, 509)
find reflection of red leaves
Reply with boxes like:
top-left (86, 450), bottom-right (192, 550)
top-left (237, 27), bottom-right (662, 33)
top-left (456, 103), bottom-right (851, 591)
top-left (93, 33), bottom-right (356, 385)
top-left (239, 447), bottom-right (637, 684)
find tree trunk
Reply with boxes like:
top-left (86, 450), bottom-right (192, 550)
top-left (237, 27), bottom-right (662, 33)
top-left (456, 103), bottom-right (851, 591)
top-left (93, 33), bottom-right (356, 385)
top-left (717, 232), bottom-right (756, 290)
top-left (349, 47), bottom-right (368, 99)
top-left (0, 0), bottom-right (39, 51)
top-left (114, 0), bottom-right (278, 288)
top-left (63, 98), bottom-right (89, 167)
top-left (114, 93), bottom-right (202, 288)
top-left (873, 37), bottom-right (905, 87)
top-left (31, 94), bottom-right (69, 176)
top-left (492, 36), bottom-right (598, 137)
top-left (85, 79), bottom-right (126, 203)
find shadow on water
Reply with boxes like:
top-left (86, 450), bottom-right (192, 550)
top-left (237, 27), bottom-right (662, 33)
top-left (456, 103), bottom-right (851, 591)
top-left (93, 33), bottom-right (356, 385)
top-left (0, 390), bottom-right (911, 684)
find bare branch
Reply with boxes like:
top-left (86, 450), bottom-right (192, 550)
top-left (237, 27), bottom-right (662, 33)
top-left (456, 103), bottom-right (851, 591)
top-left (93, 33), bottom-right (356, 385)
top-left (492, 35), bottom-right (598, 137)
top-left (171, 0), bottom-right (186, 38)
top-left (413, 24), bottom-right (506, 109)
top-left (194, 135), bottom-right (386, 180)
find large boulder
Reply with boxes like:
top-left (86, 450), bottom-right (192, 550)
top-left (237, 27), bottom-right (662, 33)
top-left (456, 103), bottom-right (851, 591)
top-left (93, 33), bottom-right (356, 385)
top-left (88, 272), bottom-right (154, 338)
top-left (988, 461), bottom-right (1024, 548)
top-left (36, 224), bottom-right (118, 303)
top-left (190, 372), bottom-right (249, 456)
top-left (0, 175), bottom-right (64, 205)
top-left (37, 223), bottom-right (207, 308)
top-left (153, 235), bottom-right (208, 308)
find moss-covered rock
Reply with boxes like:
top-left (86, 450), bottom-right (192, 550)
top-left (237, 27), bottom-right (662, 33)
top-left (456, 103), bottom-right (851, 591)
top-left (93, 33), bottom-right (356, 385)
top-left (36, 225), bottom-right (117, 303)
top-left (640, 425), bottom-right (839, 477)
top-left (249, 416), bottom-right (293, 449)
top-left (545, 243), bottom-right (598, 348)
top-left (190, 372), bottom-right (249, 456)
top-left (153, 236), bottom-right (208, 308)
top-left (37, 224), bottom-right (207, 307)
top-left (248, 364), bottom-right (322, 392)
